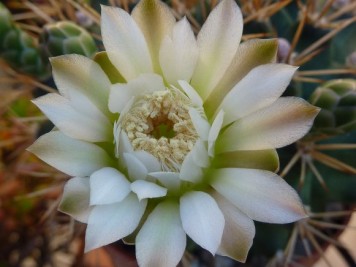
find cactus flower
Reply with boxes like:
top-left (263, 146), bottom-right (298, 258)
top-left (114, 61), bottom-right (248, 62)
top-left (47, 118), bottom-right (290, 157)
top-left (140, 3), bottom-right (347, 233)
top-left (28, 0), bottom-right (320, 266)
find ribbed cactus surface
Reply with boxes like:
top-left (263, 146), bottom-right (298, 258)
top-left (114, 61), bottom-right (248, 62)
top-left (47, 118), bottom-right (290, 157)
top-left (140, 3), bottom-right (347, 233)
top-left (310, 79), bottom-right (356, 135)
top-left (0, 3), bottom-right (49, 80)
top-left (40, 21), bottom-right (97, 58)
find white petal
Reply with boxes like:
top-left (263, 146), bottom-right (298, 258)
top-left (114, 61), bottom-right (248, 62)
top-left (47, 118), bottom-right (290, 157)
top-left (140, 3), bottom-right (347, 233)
top-left (208, 110), bottom-right (224, 157)
top-left (27, 131), bottom-right (113, 177)
top-left (179, 151), bottom-right (203, 183)
top-left (132, 0), bottom-right (176, 73)
top-left (109, 84), bottom-right (134, 114)
top-left (90, 167), bottom-right (131, 205)
top-left (218, 64), bottom-right (298, 126)
top-left (101, 5), bottom-right (153, 80)
top-left (113, 122), bottom-right (122, 158)
top-left (180, 191), bottom-right (225, 254)
top-left (33, 93), bottom-right (112, 142)
top-left (109, 73), bottom-right (165, 113)
top-left (189, 108), bottom-right (210, 140)
top-left (50, 55), bottom-right (111, 116)
top-left (204, 39), bottom-right (278, 116)
top-left (159, 17), bottom-right (198, 85)
top-left (117, 98), bottom-right (135, 124)
top-left (58, 177), bottom-right (92, 223)
top-left (148, 172), bottom-right (181, 191)
top-left (177, 138), bottom-right (208, 182)
top-left (178, 80), bottom-right (203, 107)
top-left (131, 180), bottom-right (167, 200)
top-left (119, 131), bottom-right (134, 154)
top-left (217, 97), bottom-right (320, 152)
top-left (116, 130), bottom-right (134, 168)
top-left (132, 151), bottom-right (161, 172)
top-left (191, 0), bottom-right (243, 100)
top-left (136, 201), bottom-right (186, 267)
top-left (213, 192), bottom-right (255, 262)
top-left (85, 193), bottom-right (147, 252)
top-left (123, 152), bottom-right (148, 181)
top-left (191, 139), bottom-right (209, 168)
top-left (210, 168), bottom-right (307, 223)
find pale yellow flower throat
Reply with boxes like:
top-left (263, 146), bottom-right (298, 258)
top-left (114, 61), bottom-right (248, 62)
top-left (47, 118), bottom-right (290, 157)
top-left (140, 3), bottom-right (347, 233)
top-left (120, 90), bottom-right (198, 171)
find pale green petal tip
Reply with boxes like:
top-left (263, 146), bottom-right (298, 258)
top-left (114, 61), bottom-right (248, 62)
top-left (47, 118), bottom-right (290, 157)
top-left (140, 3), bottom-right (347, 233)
top-left (219, 242), bottom-right (251, 263)
top-left (93, 51), bottom-right (125, 83)
top-left (26, 137), bottom-right (44, 159)
top-left (260, 38), bottom-right (278, 61)
top-left (58, 194), bottom-right (83, 215)
top-left (57, 177), bottom-right (91, 223)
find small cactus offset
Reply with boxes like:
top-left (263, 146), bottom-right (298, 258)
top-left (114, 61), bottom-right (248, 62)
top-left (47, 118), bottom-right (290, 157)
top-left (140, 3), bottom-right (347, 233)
top-left (0, 3), bottom-right (50, 80)
top-left (40, 21), bottom-right (98, 58)
top-left (310, 79), bottom-right (356, 136)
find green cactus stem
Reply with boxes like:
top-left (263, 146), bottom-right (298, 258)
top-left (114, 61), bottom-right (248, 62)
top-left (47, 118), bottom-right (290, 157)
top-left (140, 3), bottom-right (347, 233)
top-left (0, 3), bottom-right (50, 80)
top-left (309, 79), bottom-right (356, 136)
top-left (40, 21), bottom-right (97, 58)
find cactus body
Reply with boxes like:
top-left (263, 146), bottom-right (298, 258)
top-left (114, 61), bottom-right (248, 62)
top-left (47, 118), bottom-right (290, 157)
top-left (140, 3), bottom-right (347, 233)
top-left (310, 79), bottom-right (356, 135)
top-left (0, 3), bottom-right (49, 80)
top-left (40, 21), bottom-right (97, 58)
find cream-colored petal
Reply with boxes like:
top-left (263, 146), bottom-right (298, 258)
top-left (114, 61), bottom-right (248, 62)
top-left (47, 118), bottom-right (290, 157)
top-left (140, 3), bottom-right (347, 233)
top-left (85, 193), bottom-right (147, 252)
top-left (50, 55), bottom-right (111, 116)
top-left (132, 0), bottom-right (176, 73)
top-left (217, 97), bottom-right (320, 152)
top-left (180, 191), bottom-right (224, 254)
top-left (204, 39), bottom-right (278, 117)
top-left (218, 64), bottom-right (298, 126)
top-left (210, 168), bottom-right (307, 223)
top-left (109, 73), bottom-right (165, 113)
top-left (213, 149), bottom-right (279, 173)
top-left (136, 201), bottom-right (186, 267)
top-left (33, 93), bottom-right (112, 142)
top-left (27, 131), bottom-right (113, 177)
top-left (101, 5), bottom-right (153, 80)
top-left (159, 17), bottom-right (198, 85)
top-left (213, 192), bottom-right (255, 263)
top-left (191, 0), bottom-right (242, 100)
top-left (58, 177), bottom-right (92, 223)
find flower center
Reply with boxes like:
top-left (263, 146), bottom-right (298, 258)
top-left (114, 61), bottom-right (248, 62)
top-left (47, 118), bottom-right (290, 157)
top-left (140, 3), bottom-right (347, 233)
top-left (120, 90), bottom-right (198, 171)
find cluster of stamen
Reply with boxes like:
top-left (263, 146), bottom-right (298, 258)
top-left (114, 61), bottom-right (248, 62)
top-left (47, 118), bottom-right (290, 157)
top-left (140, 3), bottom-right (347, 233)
top-left (120, 89), bottom-right (198, 171)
